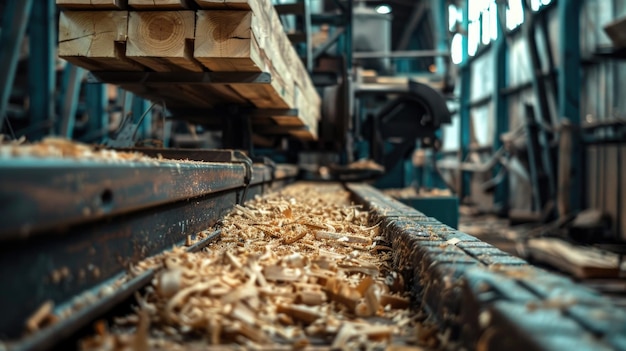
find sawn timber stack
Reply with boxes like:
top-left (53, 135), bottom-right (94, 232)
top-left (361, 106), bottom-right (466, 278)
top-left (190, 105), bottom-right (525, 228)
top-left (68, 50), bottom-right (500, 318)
top-left (57, 0), bottom-right (321, 140)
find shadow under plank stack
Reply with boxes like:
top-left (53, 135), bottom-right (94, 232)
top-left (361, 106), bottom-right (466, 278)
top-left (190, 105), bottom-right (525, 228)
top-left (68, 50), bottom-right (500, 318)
top-left (56, 0), bottom-right (321, 140)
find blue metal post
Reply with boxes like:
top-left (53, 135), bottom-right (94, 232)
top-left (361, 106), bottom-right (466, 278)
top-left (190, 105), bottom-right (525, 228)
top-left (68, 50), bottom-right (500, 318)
top-left (431, 0), bottom-right (449, 74)
top-left (59, 65), bottom-right (85, 138)
top-left (0, 0), bottom-right (34, 133)
top-left (84, 84), bottom-right (108, 142)
top-left (458, 0), bottom-right (471, 198)
top-left (132, 97), bottom-right (151, 141)
top-left (559, 0), bottom-right (582, 212)
top-left (27, 0), bottom-right (56, 140)
top-left (493, 0), bottom-right (508, 211)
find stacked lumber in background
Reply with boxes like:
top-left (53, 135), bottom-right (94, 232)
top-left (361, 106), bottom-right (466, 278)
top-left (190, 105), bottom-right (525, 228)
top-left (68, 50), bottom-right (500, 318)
top-left (57, 0), bottom-right (321, 140)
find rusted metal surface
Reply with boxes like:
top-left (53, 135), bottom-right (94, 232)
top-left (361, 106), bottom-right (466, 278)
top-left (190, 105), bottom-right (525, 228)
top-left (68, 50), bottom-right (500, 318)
top-left (0, 160), bottom-right (246, 239)
top-left (346, 182), bottom-right (626, 351)
top-left (0, 158), bottom-right (295, 341)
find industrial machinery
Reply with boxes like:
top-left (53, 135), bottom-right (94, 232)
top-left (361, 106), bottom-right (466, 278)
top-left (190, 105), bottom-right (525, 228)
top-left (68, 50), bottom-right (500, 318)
top-left (1, 0), bottom-right (626, 350)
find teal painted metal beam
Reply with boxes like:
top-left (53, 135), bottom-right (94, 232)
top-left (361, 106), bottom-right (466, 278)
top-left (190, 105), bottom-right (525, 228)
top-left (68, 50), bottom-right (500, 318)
top-left (27, 0), bottom-right (56, 140)
top-left (493, 0), bottom-right (508, 211)
top-left (59, 64), bottom-right (85, 138)
top-left (558, 0), bottom-right (583, 212)
top-left (458, 0), bottom-right (471, 198)
top-left (132, 97), bottom-right (151, 142)
top-left (0, 0), bottom-right (34, 133)
top-left (84, 84), bottom-right (108, 143)
top-left (431, 0), bottom-right (448, 74)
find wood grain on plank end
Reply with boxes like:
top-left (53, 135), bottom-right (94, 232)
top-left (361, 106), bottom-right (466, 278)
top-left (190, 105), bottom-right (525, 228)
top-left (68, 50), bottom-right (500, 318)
top-left (127, 11), bottom-right (203, 72)
top-left (59, 11), bottom-right (143, 71)
top-left (195, 10), bottom-right (263, 72)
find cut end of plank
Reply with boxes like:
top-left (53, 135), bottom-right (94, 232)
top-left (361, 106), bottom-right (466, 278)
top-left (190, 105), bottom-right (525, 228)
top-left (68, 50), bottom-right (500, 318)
top-left (59, 11), bottom-right (128, 58)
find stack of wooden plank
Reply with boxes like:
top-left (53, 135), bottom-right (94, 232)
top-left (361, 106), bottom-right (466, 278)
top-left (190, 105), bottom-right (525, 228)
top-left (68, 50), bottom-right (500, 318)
top-left (57, 0), bottom-right (320, 140)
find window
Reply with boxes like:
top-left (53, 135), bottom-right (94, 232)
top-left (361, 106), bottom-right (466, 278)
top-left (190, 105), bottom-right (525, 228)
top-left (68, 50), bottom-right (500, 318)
top-left (506, 0), bottom-right (524, 30)
top-left (531, 0), bottom-right (553, 11)
top-left (451, 33), bottom-right (463, 64)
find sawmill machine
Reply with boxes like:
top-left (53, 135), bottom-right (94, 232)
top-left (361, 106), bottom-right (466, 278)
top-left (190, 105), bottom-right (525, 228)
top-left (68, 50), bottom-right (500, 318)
top-left (1, 1), bottom-right (626, 350)
top-left (300, 2), bottom-right (452, 186)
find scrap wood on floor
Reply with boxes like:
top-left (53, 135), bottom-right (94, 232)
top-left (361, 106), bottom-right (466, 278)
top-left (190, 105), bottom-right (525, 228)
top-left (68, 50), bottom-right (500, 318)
top-left (527, 237), bottom-right (623, 279)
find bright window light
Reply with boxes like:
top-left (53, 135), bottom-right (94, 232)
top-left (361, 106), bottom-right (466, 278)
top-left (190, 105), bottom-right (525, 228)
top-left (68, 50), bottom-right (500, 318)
top-left (506, 0), bottom-right (524, 30)
top-left (531, 0), bottom-right (541, 11)
top-left (489, 2), bottom-right (498, 40)
top-left (468, 21), bottom-right (479, 56)
top-left (375, 4), bottom-right (391, 14)
top-left (482, 11), bottom-right (490, 44)
top-left (448, 4), bottom-right (458, 31)
top-left (451, 33), bottom-right (463, 64)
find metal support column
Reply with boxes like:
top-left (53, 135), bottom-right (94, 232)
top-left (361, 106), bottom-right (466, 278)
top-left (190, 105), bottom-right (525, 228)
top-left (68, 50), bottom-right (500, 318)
top-left (0, 0), bottom-right (34, 133)
top-left (523, 2), bottom-right (556, 211)
top-left (558, 0), bottom-right (583, 213)
top-left (431, 0), bottom-right (448, 74)
top-left (304, 0), bottom-right (313, 71)
top-left (83, 84), bottom-right (108, 142)
top-left (493, 0), bottom-right (509, 211)
top-left (59, 65), bottom-right (85, 138)
top-left (458, 0), bottom-right (471, 199)
top-left (27, 0), bottom-right (56, 140)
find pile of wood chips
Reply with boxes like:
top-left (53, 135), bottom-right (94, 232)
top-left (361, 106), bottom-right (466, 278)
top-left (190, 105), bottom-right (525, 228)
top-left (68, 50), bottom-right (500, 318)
top-left (0, 137), bottom-right (155, 163)
top-left (80, 183), bottom-right (431, 351)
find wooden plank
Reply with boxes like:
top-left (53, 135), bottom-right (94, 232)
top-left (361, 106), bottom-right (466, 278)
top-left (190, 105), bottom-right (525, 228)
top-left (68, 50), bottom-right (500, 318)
top-left (128, 0), bottom-right (194, 9)
top-left (56, 0), bottom-right (126, 9)
top-left (193, 0), bottom-right (252, 10)
top-left (58, 11), bottom-right (143, 71)
top-left (527, 238), bottom-right (620, 279)
top-left (126, 11), bottom-right (204, 72)
top-left (233, 85), bottom-right (289, 109)
top-left (194, 11), bottom-right (264, 72)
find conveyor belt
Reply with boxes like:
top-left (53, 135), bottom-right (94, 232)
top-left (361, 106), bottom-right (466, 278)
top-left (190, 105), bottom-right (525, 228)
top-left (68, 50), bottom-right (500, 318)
top-left (2, 180), bottom-right (626, 350)
top-left (348, 183), bottom-right (626, 351)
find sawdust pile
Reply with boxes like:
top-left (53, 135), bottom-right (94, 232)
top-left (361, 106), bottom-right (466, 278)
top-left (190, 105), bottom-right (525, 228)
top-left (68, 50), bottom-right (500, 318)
top-left (81, 183), bottom-right (432, 350)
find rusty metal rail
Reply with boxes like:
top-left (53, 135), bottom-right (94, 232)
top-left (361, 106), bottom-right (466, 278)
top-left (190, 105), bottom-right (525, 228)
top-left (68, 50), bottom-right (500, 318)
top-left (0, 153), bottom-right (296, 347)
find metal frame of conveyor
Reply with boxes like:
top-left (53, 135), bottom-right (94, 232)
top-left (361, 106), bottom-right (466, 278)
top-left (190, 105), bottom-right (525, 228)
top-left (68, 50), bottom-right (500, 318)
top-left (0, 151), bottom-right (297, 345)
top-left (347, 183), bottom-right (626, 351)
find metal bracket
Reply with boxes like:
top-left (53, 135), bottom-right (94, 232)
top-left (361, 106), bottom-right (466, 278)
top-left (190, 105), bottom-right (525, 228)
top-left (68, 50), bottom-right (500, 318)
top-left (232, 150), bottom-right (253, 205)
top-left (252, 156), bottom-right (277, 186)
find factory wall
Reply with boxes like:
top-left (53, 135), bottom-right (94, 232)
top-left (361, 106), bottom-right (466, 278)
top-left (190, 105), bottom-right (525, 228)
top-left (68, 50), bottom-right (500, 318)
top-left (580, 0), bottom-right (626, 240)
top-left (443, 0), bottom-right (626, 239)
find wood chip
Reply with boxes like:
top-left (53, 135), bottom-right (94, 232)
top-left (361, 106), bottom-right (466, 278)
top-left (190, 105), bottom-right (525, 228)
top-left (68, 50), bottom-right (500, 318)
top-left (77, 183), bottom-right (426, 350)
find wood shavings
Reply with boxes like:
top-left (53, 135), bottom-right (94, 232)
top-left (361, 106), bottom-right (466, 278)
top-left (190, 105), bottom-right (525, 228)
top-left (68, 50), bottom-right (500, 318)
top-left (25, 300), bottom-right (56, 333)
top-left (79, 183), bottom-right (431, 350)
